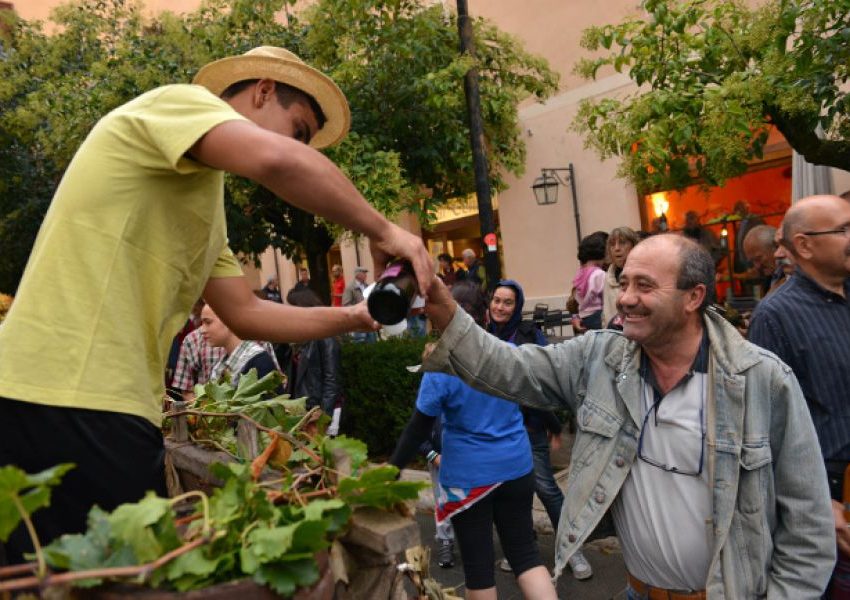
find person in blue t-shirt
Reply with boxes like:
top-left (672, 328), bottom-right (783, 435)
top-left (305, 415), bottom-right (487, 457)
top-left (390, 281), bottom-right (557, 600)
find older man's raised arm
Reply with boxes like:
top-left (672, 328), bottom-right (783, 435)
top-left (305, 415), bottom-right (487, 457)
top-left (422, 277), bottom-right (587, 413)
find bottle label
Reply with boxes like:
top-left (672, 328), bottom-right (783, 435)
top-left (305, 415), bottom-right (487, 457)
top-left (382, 263), bottom-right (403, 279)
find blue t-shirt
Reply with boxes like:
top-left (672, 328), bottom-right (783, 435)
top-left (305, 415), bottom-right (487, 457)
top-left (416, 371), bottom-right (532, 488)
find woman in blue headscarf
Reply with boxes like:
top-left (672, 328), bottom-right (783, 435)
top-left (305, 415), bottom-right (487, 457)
top-left (486, 279), bottom-right (546, 346)
top-left (487, 279), bottom-right (594, 581)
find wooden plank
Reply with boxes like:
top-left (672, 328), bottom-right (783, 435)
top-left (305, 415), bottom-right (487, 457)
top-left (341, 507), bottom-right (420, 556)
top-left (170, 401), bottom-right (188, 443)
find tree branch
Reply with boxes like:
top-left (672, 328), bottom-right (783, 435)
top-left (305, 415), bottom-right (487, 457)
top-left (770, 111), bottom-right (850, 171)
top-left (0, 535), bottom-right (214, 593)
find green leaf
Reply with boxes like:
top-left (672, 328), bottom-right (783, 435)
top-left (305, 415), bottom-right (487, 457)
top-left (0, 463), bottom-right (74, 541)
top-left (241, 524), bottom-right (296, 574)
top-left (231, 369), bottom-right (283, 403)
top-left (322, 436), bottom-right (368, 472)
top-left (337, 466), bottom-right (427, 509)
top-left (43, 505), bottom-right (137, 585)
top-left (254, 558), bottom-right (319, 597)
top-left (107, 493), bottom-right (179, 564)
top-left (164, 546), bottom-right (221, 581)
top-left (301, 498), bottom-right (349, 530)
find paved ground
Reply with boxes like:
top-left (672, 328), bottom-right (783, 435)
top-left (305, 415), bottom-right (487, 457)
top-left (413, 511), bottom-right (627, 599)
top-left (400, 431), bottom-right (629, 599)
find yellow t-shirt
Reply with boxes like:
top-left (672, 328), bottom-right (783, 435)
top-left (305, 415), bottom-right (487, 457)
top-left (0, 84), bottom-right (247, 427)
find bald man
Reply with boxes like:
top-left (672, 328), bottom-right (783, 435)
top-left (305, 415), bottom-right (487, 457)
top-left (749, 195), bottom-right (850, 574)
top-left (424, 234), bottom-right (833, 598)
top-left (743, 225), bottom-right (782, 297)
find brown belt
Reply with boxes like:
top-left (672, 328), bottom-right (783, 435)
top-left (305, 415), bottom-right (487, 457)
top-left (627, 573), bottom-right (707, 600)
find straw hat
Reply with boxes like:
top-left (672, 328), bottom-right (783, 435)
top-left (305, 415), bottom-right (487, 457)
top-left (193, 46), bottom-right (350, 149)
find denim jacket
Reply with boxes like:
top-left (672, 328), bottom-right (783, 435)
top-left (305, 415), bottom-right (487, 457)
top-left (424, 307), bottom-right (834, 599)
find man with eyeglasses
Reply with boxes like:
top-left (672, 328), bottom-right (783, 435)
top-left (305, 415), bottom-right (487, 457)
top-left (423, 233), bottom-right (834, 599)
top-left (749, 194), bottom-right (850, 595)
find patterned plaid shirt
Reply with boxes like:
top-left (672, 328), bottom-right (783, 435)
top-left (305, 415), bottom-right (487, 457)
top-left (171, 328), bottom-right (225, 392)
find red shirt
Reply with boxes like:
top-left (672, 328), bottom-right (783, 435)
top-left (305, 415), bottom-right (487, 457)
top-left (332, 276), bottom-right (345, 307)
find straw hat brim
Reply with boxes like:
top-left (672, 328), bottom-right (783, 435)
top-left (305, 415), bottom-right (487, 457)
top-left (193, 55), bottom-right (350, 149)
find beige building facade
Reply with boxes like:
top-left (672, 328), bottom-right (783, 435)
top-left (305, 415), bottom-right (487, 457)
top-left (13, 0), bottom-right (850, 304)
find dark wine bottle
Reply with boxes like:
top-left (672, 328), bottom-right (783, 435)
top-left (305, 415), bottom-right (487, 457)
top-left (367, 260), bottom-right (418, 325)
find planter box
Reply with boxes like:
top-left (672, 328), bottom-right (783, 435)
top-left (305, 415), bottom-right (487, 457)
top-left (164, 424), bottom-right (420, 600)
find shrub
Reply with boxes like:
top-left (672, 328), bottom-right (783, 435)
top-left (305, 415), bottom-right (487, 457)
top-left (340, 337), bottom-right (429, 458)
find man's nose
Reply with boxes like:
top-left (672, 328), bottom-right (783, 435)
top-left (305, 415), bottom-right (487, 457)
top-left (617, 286), bottom-right (635, 308)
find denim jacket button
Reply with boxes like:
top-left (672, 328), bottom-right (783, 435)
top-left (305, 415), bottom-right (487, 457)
top-left (594, 492), bottom-right (606, 503)
top-left (568, 534), bottom-right (577, 543)
top-left (615, 456), bottom-right (625, 467)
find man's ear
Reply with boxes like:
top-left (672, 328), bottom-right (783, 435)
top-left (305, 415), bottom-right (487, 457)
top-left (791, 233), bottom-right (812, 260)
top-left (687, 284), bottom-right (707, 313)
top-left (253, 79), bottom-right (277, 107)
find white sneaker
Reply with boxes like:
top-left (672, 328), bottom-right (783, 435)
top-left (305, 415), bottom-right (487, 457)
top-left (498, 558), bottom-right (512, 572)
top-left (568, 549), bottom-right (593, 580)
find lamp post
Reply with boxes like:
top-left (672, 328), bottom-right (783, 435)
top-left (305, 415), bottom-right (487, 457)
top-left (531, 164), bottom-right (581, 240)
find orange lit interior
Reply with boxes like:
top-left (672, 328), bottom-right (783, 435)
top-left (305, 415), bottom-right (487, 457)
top-left (642, 161), bottom-right (792, 298)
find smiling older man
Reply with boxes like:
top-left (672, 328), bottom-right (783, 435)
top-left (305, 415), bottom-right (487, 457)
top-left (423, 234), bottom-right (834, 599)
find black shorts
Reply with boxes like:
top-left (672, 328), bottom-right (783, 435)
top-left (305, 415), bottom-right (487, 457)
top-left (0, 397), bottom-right (166, 564)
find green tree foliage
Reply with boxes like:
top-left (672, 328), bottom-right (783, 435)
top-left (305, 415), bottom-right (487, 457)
top-left (572, 0), bottom-right (850, 193)
top-left (304, 0), bottom-right (559, 212)
top-left (0, 0), bottom-right (557, 295)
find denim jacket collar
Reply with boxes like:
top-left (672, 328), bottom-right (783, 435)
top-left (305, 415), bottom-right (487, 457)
top-left (602, 308), bottom-right (756, 427)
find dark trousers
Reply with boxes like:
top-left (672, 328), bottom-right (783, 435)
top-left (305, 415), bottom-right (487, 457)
top-left (529, 428), bottom-right (564, 530)
top-left (0, 397), bottom-right (166, 564)
top-left (450, 471), bottom-right (543, 590)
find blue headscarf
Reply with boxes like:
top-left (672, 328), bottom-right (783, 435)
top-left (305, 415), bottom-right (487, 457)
top-left (487, 279), bottom-right (526, 342)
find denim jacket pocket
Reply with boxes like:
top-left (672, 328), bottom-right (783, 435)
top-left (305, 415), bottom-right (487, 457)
top-left (738, 444), bottom-right (773, 514)
top-left (571, 403), bottom-right (621, 472)
top-left (576, 402), bottom-right (621, 438)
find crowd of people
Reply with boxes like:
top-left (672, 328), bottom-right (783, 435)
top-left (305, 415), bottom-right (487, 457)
top-left (0, 39), bottom-right (848, 600)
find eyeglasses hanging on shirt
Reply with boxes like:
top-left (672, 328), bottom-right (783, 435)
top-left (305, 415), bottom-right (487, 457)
top-left (637, 369), bottom-right (706, 477)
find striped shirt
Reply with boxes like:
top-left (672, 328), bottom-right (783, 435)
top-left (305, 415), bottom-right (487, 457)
top-left (749, 269), bottom-right (850, 461)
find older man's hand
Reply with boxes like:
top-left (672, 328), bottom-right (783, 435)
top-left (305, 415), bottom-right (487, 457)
top-left (424, 276), bottom-right (457, 332)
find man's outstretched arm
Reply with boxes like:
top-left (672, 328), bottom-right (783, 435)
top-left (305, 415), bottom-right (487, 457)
top-left (203, 275), bottom-right (377, 344)
top-left (189, 120), bottom-right (433, 294)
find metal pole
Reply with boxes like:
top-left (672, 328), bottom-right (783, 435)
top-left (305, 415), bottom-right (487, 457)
top-left (456, 0), bottom-right (501, 290)
top-left (567, 163), bottom-right (581, 241)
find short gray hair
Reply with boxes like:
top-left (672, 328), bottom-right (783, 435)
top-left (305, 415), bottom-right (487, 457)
top-left (743, 225), bottom-right (776, 252)
top-left (675, 238), bottom-right (716, 312)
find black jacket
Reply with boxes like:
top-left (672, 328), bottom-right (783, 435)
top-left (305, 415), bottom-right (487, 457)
top-left (512, 322), bottom-right (562, 435)
top-left (287, 337), bottom-right (343, 414)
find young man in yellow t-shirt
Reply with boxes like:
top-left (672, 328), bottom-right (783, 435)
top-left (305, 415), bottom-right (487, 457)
top-left (0, 47), bottom-right (433, 562)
